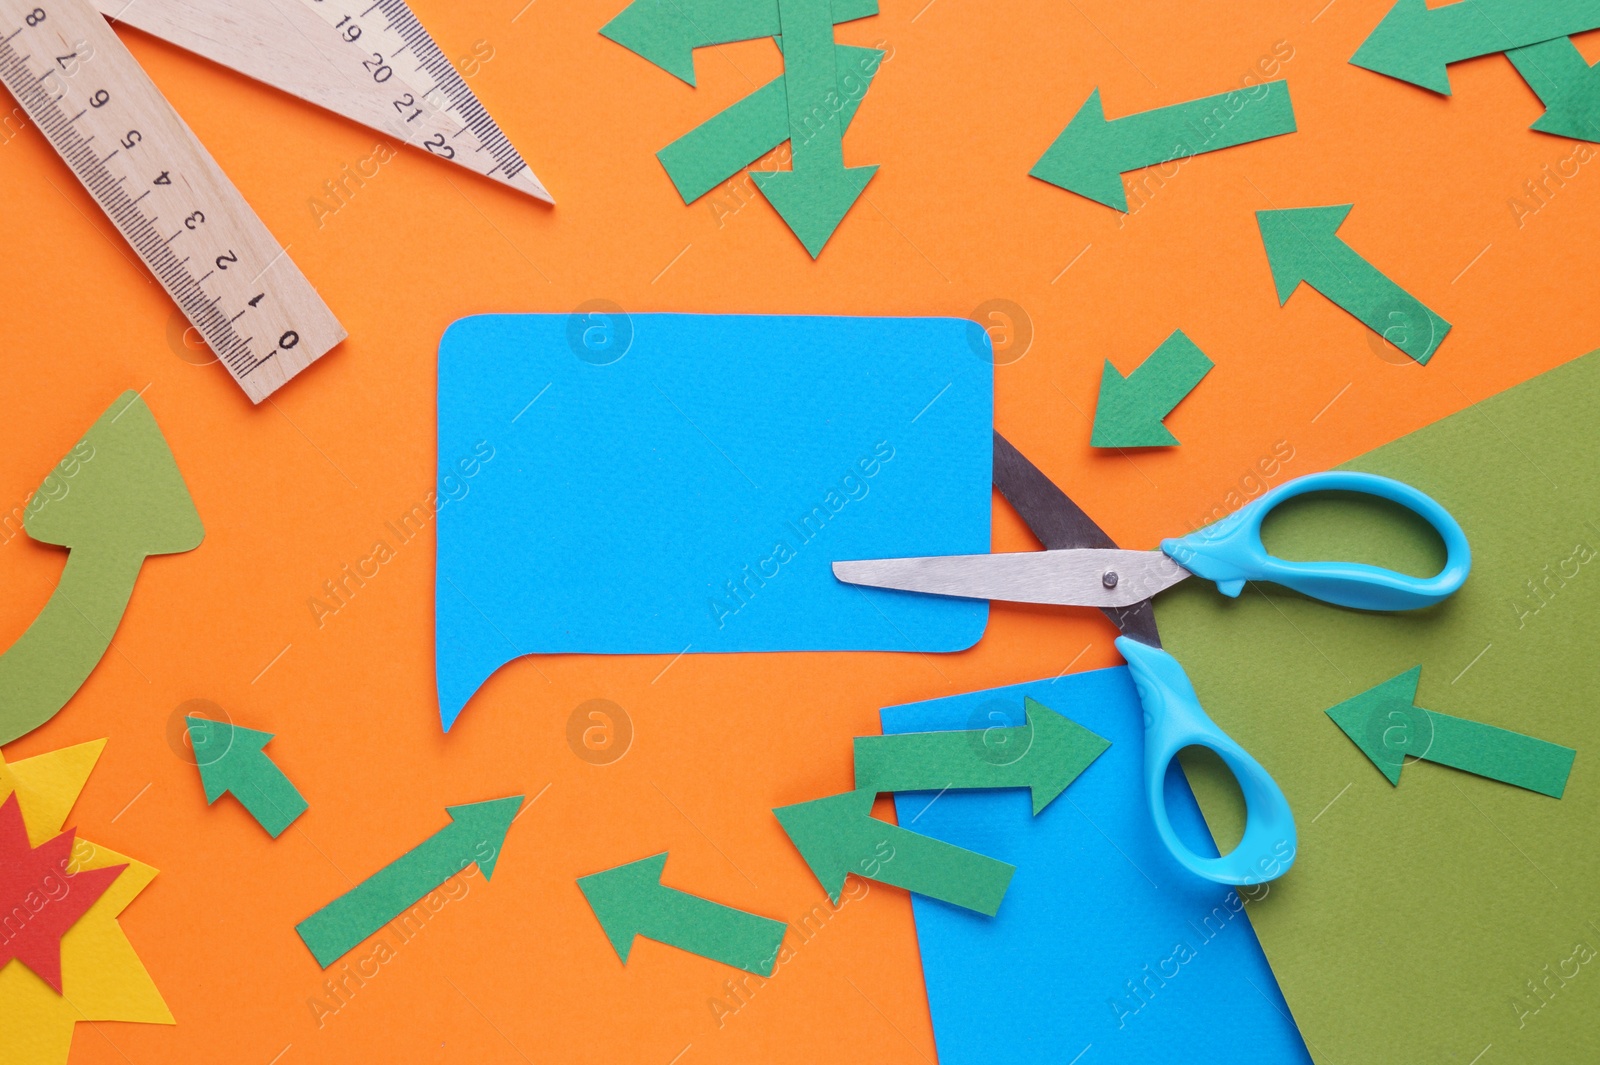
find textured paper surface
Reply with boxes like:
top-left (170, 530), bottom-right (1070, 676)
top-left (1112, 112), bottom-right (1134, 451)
top-left (1158, 349), bottom-right (1600, 1064)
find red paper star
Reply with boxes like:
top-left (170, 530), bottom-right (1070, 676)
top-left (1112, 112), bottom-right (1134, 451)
top-left (0, 791), bottom-right (126, 993)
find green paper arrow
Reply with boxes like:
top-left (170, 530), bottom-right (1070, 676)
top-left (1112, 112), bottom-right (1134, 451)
top-left (577, 852), bottom-right (787, 975)
top-left (1031, 82), bottom-right (1297, 211)
top-left (0, 391), bottom-right (203, 747)
top-left (1257, 205), bottom-right (1451, 365)
top-left (750, 0), bottom-right (878, 257)
top-left (1091, 330), bottom-right (1214, 448)
top-left (1507, 37), bottom-right (1600, 141)
top-left (774, 789), bottom-right (1014, 915)
top-left (1326, 667), bottom-right (1576, 798)
top-left (658, 43), bottom-right (882, 204)
top-left (187, 717), bottom-right (307, 839)
top-left (600, 0), bottom-right (877, 85)
top-left (295, 796), bottom-right (523, 967)
top-left (853, 697), bottom-right (1110, 815)
top-left (1351, 0), bottom-right (1600, 95)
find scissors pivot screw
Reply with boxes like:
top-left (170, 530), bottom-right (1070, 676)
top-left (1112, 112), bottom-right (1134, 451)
top-left (1102, 570), bottom-right (1119, 589)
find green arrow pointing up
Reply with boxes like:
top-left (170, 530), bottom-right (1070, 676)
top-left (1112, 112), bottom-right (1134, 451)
top-left (774, 789), bottom-right (1014, 915)
top-left (296, 796), bottom-right (523, 967)
top-left (1091, 330), bottom-right (1214, 448)
top-left (1507, 37), bottom-right (1600, 141)
top-left (186, 717), bottom-right (307, 838)
top-left (1257, 205), bottom-right (1451, 364)
top-left (601, 0), bottom-right (878, 85)
top-left (0, 391), bottom-right (203, 746)
top-left (1351, 0), bottom-right (1600, 95)
top-left (853, 697), bottom-right (1109, 815)
top-left (750, 0), bottom-right (878, 257)
top-left (578, 853), bottom-right (787, 975)
top-left (1031, 82), bottom-right (1297, 211)
top-left (1326, 667), bottom-right (1576, 798)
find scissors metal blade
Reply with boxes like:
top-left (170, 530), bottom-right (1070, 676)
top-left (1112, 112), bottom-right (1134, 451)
top-left (833, 549), bottom-right (1191, 609)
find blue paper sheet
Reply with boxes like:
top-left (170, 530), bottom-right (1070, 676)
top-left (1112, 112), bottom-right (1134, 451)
top-left (882, 668), bottom-right (1310, 1065)
top-left (436, 313), bottom-right (992, 729)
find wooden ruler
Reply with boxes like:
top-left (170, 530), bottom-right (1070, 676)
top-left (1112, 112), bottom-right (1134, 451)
top-left (95, 0), bottom-right (552, 203)
top-left (0, 0), bottom-right (345, 402)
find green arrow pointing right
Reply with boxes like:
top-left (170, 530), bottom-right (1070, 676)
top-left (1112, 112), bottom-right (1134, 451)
top-left (1507, 36), bottom-right (1600, 141)
top-left (1326, 667), bottom-right (1576, 797)
top-left (1091, 330), bottom-right (1214, 448)
top-left (1257, 205), bottom-right (1451, 364)
top-left (187, 717), bottom-right (307, 838)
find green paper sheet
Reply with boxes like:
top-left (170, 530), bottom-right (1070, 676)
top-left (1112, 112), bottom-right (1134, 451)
top-left (1507, 37), bottom-right (1600, 142)
top-left (1090, 329), bottom-right (1213, 448)
top-left (1157, 349), bottom-right (1600, 1064)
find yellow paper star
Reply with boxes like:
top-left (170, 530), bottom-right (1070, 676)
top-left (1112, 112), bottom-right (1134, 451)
top-left (0, 740), bottom-right (173, 1064)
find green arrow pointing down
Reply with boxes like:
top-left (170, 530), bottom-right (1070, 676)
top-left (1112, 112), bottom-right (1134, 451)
top-left (0, 391), bottom-right (203, 746)
top-left (187, 717), bottom-right (307, 838)
top-left (296, 796), bottom-right (523, 967)
top-left (774, 789), bottom-right (1014, 915)
top-left (1327, 667), bottom-right (1576, 797)
top-left (1031, 82), bottom-right (1297, 211)
top-left (1351, 0), bottom-right (1600, 95)
top-left (601, 0), bottom-right (878, 85)
top-left (578, 853), bottom-right (787, 975)
top-left (853, 697), bottom-right (1110, 815)
top-left (1091, 330), bottom-right (1214, 448)
top-left (1507, 37), bottom-right (1600, 141)
top-left (1257, 205), bottom-right (1451, 364)
top-left (750, 0), bottom-right (878, 257)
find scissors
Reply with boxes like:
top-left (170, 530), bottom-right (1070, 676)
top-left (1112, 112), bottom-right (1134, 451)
top-left (834, 433), bottom-right (1472, 885)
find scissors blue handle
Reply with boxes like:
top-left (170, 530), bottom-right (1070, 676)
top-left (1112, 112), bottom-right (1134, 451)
top-left (1162, 470), bottom-right (1472, 610)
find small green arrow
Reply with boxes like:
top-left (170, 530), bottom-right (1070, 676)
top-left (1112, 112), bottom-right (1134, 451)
top-left (750, 0), bottom-right (878, 257)
top-left (600, 0), bottom-right (877, 85)
top-left (658, 44), bottom-right (883, 204)
top-left (1507, 37), bottom-right (1600, 141)
top-left (1031, 82), bottom-right (1296, 211)
top-left (578, 853), bottom-right (787, 975)
top-left (0, 391), bottom-right (203, 746)
top-left (1257, 205), bottom-right (1451, 365)
top-left (774, 789), bottom-right (1014, 915)
top-left (1351, 0), bottom-right (1600, 95)
top-left (853, 697), bottom-right (1110, 815)
top-left (186, 717), bottom-right (307, 838)
top-left (1326, 667), bottom-right (1576, 798)
top-left (1091, 330), bottom-right (1214, 448)
top-left (296, 796), bottom-right (523, 967)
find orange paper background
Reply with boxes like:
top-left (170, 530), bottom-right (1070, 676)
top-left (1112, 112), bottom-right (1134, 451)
top-left (1, 1), bottom-right (1597, 1062)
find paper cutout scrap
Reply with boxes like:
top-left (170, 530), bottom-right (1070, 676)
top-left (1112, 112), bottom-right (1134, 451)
top-left (658, 43), bottom-right (882, 204)
top-left (0, 793), bottom-right (125, 993)
top-left (1257, 205), bottom-right (1450, 364)
top-left (295, 796), bottom-right (522, 968)
top-left (853, 696), bottom-right (1110, 815)
top-left (1508, 37), bottom-right (1600, 141)
top-left (1351, 0), bottom-right (1600, 95)
top-left (600, 0), bottom-right (877, 85)
top-left (1031, 82), bottom-right (1296, 211)
top-left (0, 391), bottom-right (203, 746)
top-left (774, 788), bottom-right (1015, 916)
top-left (187, 716), bottom-right (307, 838)
top-left (1327, 666), bottom-right (1576, 797)
top-left (578, 852), bottom-right (788, 975)
top-left (435, 314), bottom-right (992, 730)
top-left (1090, 330), bottom-right (1214, 448)
top-left (0, 740), bottom-right (173, 1065)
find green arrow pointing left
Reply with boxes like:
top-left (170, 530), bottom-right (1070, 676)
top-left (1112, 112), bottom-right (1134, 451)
top-left (600, 0), bottom-right (877, 85)
top-left (296, 796), bottom-right (523, 968)
top-left (1091, 330), bottom-right (1214, 448)
top-left (853, 697), bottom-right (1110, 815)
top-left (774, 789), bottom-right (1014, 915)
top-left (187, 717), bottom-right (307, 838)
top-left (1031, 82), bottom-right (1297, 211)
top-left (578, 853), bottom-right (787, 975)
top-left (1257, 205), bottom-right (1451, 364)
top-left (1507, 36), bottom-right (1600, 141)
top-left (1326, 667), bottom-right (1576, 797)
top-left (750, 0), bottom-right (877, 257)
